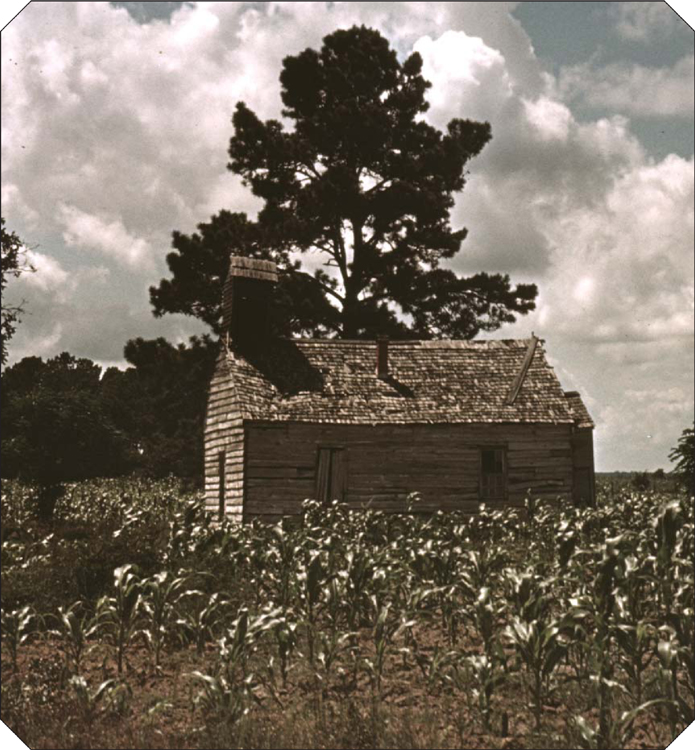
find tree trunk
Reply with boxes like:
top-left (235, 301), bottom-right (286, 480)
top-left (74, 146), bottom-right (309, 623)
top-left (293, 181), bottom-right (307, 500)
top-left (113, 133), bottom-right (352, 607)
top-left (341, 218), bottom-right (367, 338)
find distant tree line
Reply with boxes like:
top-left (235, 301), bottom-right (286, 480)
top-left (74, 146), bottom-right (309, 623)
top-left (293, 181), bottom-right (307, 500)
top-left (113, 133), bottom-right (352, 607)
top-left (1, 338), bottom-right (217, 493)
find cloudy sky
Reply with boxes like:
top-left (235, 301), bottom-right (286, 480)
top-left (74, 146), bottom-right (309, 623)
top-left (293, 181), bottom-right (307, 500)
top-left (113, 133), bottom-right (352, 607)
top-left (1, 2), bottom-right (693, 472)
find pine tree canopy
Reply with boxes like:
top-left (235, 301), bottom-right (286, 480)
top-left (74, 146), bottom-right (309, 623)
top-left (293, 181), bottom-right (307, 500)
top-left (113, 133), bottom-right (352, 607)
top-left (150, 25), bottom-right (538, 339)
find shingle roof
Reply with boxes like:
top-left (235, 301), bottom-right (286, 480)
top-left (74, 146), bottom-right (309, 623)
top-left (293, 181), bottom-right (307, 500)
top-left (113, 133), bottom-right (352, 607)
top-left (222, 337), bottom-right (593, 427)
top-left (564, 391), bottom-right (595, 429)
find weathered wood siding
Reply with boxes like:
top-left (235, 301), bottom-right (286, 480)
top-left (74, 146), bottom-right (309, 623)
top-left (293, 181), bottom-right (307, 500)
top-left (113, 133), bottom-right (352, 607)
top-left (571, 427), bottom-right (596, 506)
top-left (204, 354), bottom-right (245, 522)
top-left (243, 422), bottom-right (575, 520)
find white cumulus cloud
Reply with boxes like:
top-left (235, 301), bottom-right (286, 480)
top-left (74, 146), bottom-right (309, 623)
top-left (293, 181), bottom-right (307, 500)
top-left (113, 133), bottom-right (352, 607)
top-left (523, 96), bottom-right (573, 141)
top-left (558, 55), bottom-right (694, 119)
top-left (609, 2), bottom-right (683, 42)
top-left (21, 250), bottom-right (69, 291)
top-left (57, 204), bottom-right (154, 270)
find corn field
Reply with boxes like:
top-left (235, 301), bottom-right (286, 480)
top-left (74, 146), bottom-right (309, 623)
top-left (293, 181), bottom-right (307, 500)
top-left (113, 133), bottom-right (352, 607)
top-left (1, 478), bottom-right (693, 749)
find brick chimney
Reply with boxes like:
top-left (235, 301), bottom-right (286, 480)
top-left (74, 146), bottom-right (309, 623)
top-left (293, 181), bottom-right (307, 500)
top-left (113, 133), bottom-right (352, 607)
top-left (222, 256), bottom-right (278, 350)
top-left (376, 335), bottom-right (389, 379)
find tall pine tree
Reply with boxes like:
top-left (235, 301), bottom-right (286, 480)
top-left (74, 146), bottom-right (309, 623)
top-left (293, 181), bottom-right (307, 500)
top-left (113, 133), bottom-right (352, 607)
top-left (151, 26), bottom-right (537, 339)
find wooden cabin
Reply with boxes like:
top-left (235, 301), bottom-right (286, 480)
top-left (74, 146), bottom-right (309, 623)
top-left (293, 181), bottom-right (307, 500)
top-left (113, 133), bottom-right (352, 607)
top-left (205, 256), bottom-right (596, 522)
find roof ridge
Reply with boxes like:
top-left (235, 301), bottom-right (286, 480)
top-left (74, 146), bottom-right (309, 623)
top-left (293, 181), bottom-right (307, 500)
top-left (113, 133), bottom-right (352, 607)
top-left (283, 337), bottom-right (535, 346)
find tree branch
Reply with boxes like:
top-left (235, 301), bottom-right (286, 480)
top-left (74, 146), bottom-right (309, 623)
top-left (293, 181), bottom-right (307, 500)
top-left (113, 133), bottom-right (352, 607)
top-left (291, 269), bottom-right (345, 303)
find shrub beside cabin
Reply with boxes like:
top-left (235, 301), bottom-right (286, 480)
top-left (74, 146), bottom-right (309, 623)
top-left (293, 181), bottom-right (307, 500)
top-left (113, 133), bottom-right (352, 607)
top-left (205, 257), bottom-right (595, 522)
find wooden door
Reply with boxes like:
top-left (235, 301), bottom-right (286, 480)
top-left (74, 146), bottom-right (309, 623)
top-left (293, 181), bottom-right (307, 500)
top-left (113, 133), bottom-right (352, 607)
top-left (480, 447), bottom-right (506, 501)
top-left (316, 447), bottom-right (347, 503)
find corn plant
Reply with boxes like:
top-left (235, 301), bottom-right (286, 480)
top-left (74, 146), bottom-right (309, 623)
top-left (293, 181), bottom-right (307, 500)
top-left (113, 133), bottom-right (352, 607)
top-left (568, 536), bottom-right (628, 748)
top-left (268, 609), bottom-right (299, 688)
top-left (246, 526), bottom-right (277, 608)
top-left (1, 605), bottom-right (38, 673)
top-left (141, 571), bottom-right (196, 669)
top-left (655, 632), bottom-right (693, 735)
top-left (665, 580), bottom-right (695, 726)
top-left (417, 536), bottom-right (463, 645)
top-left (49, 600), bottom-right (99, 675)
top-left (504, 616), bottom-right (570, 732)
top-left (614, 617), bottom-right (655, 707)
top-left (612, 556), bottom-right (657, 705)
top-left (363, 599), bottom-right (399, 695)
top-left (67, 675), bottom-right (132, 724)
top-left (265, 523), bottom-right (300, 608)
top-left (177, 591), bottom-right (229, 656)
top-left (393, 585), bottom-right (437, 667)
top-left (188, 607), bottom-right (277, 728)
top-left (464, 548), bottom-right (506, 591)
top-left (217, 608), bottom-right (276, 680)
top-left (456, 584), bottom-right (507, 731)
top-left (95, 564), bottom-right (143, 675)
top-left (653, 501), bottom-right (682, 619)
top-left (316, 628), bottom-right (353, 685)
top-left (298, 552), bottom-right (326, 664)
top-left (187, 670), bottom-right (256, 729)
top-left (466, 653), bottom-right (505, 732)
top-left (503, 569), bottom-right (571, 732)
top-left (324, 570), bottom-right (348, 631)
top-left (413, 645), bottom-right (458, 694)
top-left (163, 497), bottom-right (212, 570)
top-left (572, 698), bottom-right (676, 750)
top-left (344, 546), bottom-right (376, 631)
top-left (463, 586), bottom-right (505, 664)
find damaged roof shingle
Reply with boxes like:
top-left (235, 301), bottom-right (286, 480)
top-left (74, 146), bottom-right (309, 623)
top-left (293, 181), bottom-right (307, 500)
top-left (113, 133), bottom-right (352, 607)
top-left (564, 390), bottom-right (595, 429)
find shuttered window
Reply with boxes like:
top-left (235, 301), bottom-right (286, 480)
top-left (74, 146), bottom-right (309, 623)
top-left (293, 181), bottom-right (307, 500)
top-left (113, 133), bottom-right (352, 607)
top-left (480, 447), bottom-right (506, 501)
top-left (316, 447), bottom-right (347, 503)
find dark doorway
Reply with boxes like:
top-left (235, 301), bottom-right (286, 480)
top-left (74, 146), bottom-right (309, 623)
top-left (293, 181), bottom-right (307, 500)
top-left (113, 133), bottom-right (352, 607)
top-left (316, 447), bottom-right (347, 503)
top-left (480, 447), bottom-right (506, 501)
